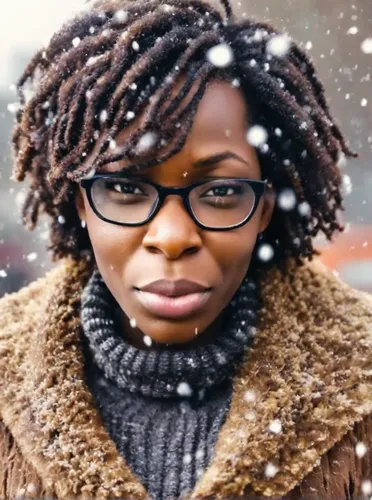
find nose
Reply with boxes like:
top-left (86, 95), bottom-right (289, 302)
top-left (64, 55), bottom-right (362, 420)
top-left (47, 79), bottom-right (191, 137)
top-left (142, 196), bottom-right (203, 260)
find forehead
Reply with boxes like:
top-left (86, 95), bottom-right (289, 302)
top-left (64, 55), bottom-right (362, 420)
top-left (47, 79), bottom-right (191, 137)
top-left (86, 78), bottom-right (252, 172)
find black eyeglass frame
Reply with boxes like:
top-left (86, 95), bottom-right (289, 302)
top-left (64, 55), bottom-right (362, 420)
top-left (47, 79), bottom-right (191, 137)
top-left (80, 174), bottom-right (269, 231)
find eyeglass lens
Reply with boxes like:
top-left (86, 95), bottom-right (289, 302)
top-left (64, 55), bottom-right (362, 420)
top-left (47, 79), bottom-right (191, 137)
top-left (91, 177), bottom-right (256, 228)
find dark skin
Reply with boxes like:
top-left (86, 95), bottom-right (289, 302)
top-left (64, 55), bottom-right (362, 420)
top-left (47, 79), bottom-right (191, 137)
top-left (76, 81), bottom-right (275, 350)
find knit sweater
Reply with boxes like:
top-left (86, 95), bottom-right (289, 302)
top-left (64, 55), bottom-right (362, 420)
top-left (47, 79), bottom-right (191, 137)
top-left (80, 269), bottom-right (260, 500)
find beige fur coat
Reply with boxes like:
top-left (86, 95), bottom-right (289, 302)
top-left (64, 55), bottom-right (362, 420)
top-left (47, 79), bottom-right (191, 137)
top-left (0, 256), bottom-right (371, 499)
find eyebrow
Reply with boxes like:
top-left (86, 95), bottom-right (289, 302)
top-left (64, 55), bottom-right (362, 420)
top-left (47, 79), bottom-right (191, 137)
top-left (193, 151), bottom-right (252, 169)
top-left (111, 150), bottom-right (252, 174)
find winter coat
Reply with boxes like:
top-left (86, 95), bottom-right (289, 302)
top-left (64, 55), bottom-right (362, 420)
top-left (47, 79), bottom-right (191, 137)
top-left (0, 256), bottom-right (371, 500)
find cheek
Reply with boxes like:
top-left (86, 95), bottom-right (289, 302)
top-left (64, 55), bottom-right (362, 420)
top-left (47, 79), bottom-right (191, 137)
top-left (203, 219), bottom-right (260, 289)
top-left (85, 211), bottom-right (141, 284)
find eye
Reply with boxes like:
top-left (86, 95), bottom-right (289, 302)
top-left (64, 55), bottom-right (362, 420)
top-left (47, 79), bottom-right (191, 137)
top-left (202, 183), bottom-right (243, 197)
top-left (105, 180), bottom-right (145, 195)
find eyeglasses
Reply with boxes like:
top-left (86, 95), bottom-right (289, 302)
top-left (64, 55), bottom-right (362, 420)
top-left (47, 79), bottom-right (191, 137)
top-left (80, 174), bottom-right (268, 231)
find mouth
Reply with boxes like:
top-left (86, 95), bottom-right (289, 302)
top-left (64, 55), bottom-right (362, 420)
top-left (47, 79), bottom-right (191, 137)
top-left (134, 279), bottom-right (213, 319)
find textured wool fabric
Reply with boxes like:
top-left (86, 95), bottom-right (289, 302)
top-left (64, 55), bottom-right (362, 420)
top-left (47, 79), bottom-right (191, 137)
top-left (80, 268), bottom-right (260, 499)
top-left (1, 257), bottom-right (372, 500)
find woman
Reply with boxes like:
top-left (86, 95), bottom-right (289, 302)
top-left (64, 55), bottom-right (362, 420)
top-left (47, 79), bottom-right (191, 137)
top-left (0, 0), bottom-right (371, 498)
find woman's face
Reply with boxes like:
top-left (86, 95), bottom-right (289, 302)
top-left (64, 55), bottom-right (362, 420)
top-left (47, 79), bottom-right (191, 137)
top-left (76, 81), bottom-right (275, 346)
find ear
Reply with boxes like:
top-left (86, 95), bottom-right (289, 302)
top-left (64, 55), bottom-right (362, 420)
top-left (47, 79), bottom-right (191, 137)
top-left (75, 187), bottom-right (86, 221)
top-left (258, 185), bottom-right (276, 233)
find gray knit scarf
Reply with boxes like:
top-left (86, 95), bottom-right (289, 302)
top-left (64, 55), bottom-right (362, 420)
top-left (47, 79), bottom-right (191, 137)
top-left (81, 268), bottom-right (259, 399)
top-left (81, 268), bottom-right (259, 500)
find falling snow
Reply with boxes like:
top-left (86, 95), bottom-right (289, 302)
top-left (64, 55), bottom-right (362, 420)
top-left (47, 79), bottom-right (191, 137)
top-left (264, 463), bottom-right (279, 478)
top-left (346, 26), bottom-right (358, 35)
top-left (361, 98), bottom-right (368, 107)
top-left (58, 215), bottom-right (66, 224)
top-left (136, 132), bottom-right (158, 153)
top-left (126, 111), bottom-right (135, 121)
top-left (132, 41), bottom-right (140, 51)
top-left (361, 480), bottom-right (372, 496)
top-left (183, 453), bottom-right (192, 465)
top-left (177, 382), bottom-right (193, 397)
top-left (266, 34), bottom-right (291, 57)
top-left (130, 317), bottom-right (137, 328)
top-left (257, 243), bottom-right (275, 262)
top-left (342, 174), bottom-right (353, 196)
top-left (298, 201), bottom-right (311, 217)
top-left (268, 419), bottom-right (283, 434)
top-left (278, 189), bottom-right (297, 211)
top-left (361, 38), bottom-right (372, 54)
top-left (114, 10), bottom-right (128, 22)
top-left (72, 37), bottom-right (81, 47)
top-left (26, 252), bottom-right (38, 262)
top-left (99, 110), bottom-right (108, 123)
top-left (246, 125), bottom-right (268, 148)
top-left (355, 441), bottom-right (368, 458)
top-left (0, 270), bottom-right (7, 278)
top-left (143, 335), bottom-right (152, 347)
top-left (206, 43), bottom-right (234, 68)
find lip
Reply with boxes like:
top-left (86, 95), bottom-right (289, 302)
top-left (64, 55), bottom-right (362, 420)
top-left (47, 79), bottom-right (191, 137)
top-left (138, 279), bottom-right (210, 297)
top-left (134, 280), bottom-right (212, 319)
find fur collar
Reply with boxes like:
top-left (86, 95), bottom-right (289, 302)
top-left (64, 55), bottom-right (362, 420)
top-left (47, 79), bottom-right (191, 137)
top-left (0, 257), bottom-right (371, 499)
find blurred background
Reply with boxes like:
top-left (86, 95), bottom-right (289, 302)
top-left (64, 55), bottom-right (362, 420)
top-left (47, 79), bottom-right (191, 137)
top-left (0, 0), bottom-right (371, 297)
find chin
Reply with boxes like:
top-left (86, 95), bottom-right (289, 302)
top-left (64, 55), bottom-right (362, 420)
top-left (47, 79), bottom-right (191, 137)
top-left (141, 321), bottom-right (204, 346)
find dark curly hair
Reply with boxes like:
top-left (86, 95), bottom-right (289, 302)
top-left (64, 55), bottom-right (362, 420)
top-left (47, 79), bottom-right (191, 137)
top-left (11, 0), bottom-right (356, 266)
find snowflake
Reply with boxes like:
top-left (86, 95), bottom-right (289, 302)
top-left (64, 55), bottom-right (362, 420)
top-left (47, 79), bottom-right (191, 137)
top-left (177, 382), bottom-right (193, 397)
top-left (0, 270), bottom-right (7, 278)
top-left (355, 441), bottom-right (368, 458)
top-left (143, 335), bottom-right (152, 347)
top-left (206, 43), bottom-right (234, 68)
top-left (72, 37), bottom-right (81, 47)
top-left (361, 98), bottom-right (368, 107)
top-left (183, 453), bottom-right (192, 465)
top-left (257, 243), bottom-right (275, 262)
top-left (99, 110), bottom-right (108, 123)
top-left (114, 10), bottom-right (128, 22)
top-left (126, 111), bottom-right (135, 121)
top-left (342, 174), bottom-right (352, 196)
top-left (266, 34), bottom-right (291, 57)
top-left (361, 480), bottom-right (372, 496)
top-left (347, 26), bottom-right (358, 35)
top-left (136, 132), bottom-right (157, 153)
top-left (132, 41), bottom-right (140, 51)
top-left (26, 252), bottom-right (38, 262)
top-left (361, 38), bottom-right (372, 54)
top-left (246, 125), bottom-right (268, 148)
top-left (278, 188), bottom-right (296, 211)
top-left (130, 317), bottom-right (137, 328)
top-left (268, 419), bottom-right (282, 434)
top-left (298, 201), bottom-right (311, 217)
top-left (58, 215), bottom-right (66, 224)
top-left (305, 41), bottom-right (313, 50)
top-left (264, 463), bottom-right (279, 478)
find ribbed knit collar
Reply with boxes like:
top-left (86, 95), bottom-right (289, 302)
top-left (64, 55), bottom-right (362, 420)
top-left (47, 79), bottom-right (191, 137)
top-left (80, 268), bottom-right (260, 399)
